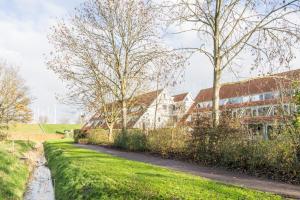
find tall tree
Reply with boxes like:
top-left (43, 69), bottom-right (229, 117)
top-left (48, 0), bottom-right (185, 130)
top-left (166, 0), bottom-right (300, 127)
top-left (0, 62), bottom-right (32, 129)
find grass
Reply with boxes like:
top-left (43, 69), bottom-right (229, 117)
top-left (0, 140), bottom-right (35, 200)
top-left (44, 140), bottom-right (283, 200)
top-left (7, 123), bottom-right (81, 134)
top-left (41, 124), bottom-right (81, 134)
top-left (8, 124), bottom-right (43, 134)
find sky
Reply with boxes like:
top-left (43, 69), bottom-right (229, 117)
top-left (0, 0), bottom-right (300, 124)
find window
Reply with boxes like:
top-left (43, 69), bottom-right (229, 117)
top-left (245, 108), bottom-right (252, 117)
top-left (228, 97), bottom-right (243, 104)
top-left (232, 110), bottom-right (237, 118)
top-left (197, 103), bottom-right (202, 108)
top-left (258, 107), bottom-right (269, 116)
top-left (250, 95), bottom-right (260, 102)
top-left (252, 109), bottom-right (257, 116)
top-left (264, 92), bottom-right (275, 100)
top-left (172, 105), bottom-right (176, 111)
top-left (220, 99), bottom-right (227, 105)
top-left (163, 105), bottom-right (167, 110)
top-left (158, 117), bottom-right (161, 122)
top-left (283, 105), bottom-right (290, 114)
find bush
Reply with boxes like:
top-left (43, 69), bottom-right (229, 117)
top-left (190, 114), bottom-right (300, 184)
top-left (147, 128), bottom-right (190, 158)
top-left (114, 129), bottom-right (147, 151)
top-left (86, 129), bottom-right (112, 145)
top-left (73, 129), bottom-right (87, 143)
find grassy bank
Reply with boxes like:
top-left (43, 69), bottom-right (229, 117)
top-left (44, 140), bottom-right (282, 200)
top-left (41, 124), bottom-right (81, 134)
top-left (0, 140), bottom-right (34, 200)
top-left (8, 124), bottom-right (43, 134)
top-left (8, 123), bottom-right (81, 134)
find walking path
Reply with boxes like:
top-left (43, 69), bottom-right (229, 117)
top-left (76, 144), bottom-right (300, 199)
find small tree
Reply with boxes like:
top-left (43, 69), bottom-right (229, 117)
top-left (48, 0), bottom-right (186, 131)
top-left (0, 62), bottom-right (32, 134)
top-left (166, 0), bottom-right (300, 127)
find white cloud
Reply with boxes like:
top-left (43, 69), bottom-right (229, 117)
top-left (0, 0), bottom-right (83, 123)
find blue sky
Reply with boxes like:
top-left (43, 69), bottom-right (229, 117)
top-left (0, 0), bottom-right (299, 123)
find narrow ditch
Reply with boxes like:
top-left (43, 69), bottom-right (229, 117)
top-left (24, 145), bottom-right (55, 200)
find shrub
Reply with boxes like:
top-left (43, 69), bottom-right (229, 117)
top-left (114, 129), bottom-right (147, 151)
top-left (73, 129), bottom-right (87, 143)
top-left (147, 128), bottom-right (190, 158)
top-left (190, 113), bottom-right (300, 184)
top-left (86, 129), bottom-right (112, 145)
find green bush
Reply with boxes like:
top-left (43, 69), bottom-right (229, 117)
top-left (86, 129), bottom-right (111, 145)
top-left (147, 128), bottom-right (190, 158)
top-left (114, 129), bottom-right (147, 151)
top-left (73, 129), bottom-right (87, 143)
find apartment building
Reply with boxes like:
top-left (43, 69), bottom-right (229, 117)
top-left (183, 69), bottom-right (300, 138)
top-left (85, 89), bottom-right (193, 130)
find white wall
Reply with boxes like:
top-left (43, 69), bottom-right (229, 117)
top-left (134, 90), bottom-right (174, 129)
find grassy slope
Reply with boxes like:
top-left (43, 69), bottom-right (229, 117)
top-left (44, 140), bottom-right (282, 200)
top-left (0, 140), bottom-right (34, 200)
top-left (8, 124), bottom-right (81, 134)
top-left (8, 124), bottom-right (43, 134)
top-left (41, 124), bottom-right (81, 134)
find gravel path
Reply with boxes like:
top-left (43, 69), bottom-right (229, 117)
top-left (75, 144), bottom-right (300, 199)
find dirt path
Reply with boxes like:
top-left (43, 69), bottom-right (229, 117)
top-left (76, 144), bottom-right (300, 199)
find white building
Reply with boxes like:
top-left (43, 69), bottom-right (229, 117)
top-left (85, 89), bottom-right (194, 130)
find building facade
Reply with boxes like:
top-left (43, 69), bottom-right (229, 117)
top-left (182, 69), bottom-right (300, 138)
top-left (85, 89), bottom-right (194, 130)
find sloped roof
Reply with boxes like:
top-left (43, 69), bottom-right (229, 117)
top-left (89, 89), bottom-right (163, 129)
top-left (195, 69), bottom-right (300, 102)
top-left (125, 89), bottom-right (163, 128)
top-left (173, 92), bottom-right (189, 102)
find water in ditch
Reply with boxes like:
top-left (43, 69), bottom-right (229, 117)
top-left (24, 154), bottom-right (55, 200)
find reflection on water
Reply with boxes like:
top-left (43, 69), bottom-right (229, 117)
top-left (24, 156), bottom-right (55, 200)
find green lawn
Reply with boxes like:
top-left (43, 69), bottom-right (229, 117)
top-left (0, 140), bottom-right (35, 200)
top-left (44, 140), bottom-right (282, 200)
top-left (40, 124), bottom-right (81, 134)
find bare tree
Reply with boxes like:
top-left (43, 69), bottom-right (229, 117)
top-left (150, 59), bottom-right (185, 129)
top-left (48, 0), bottom-right (186, 131)
top-left (166, 0), bottom-right (300, 127)
top-left (0, 62), bottom-right (32, 129)
top-left (91, 86), bottom-right (121, 142)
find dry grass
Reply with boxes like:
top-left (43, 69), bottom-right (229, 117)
top-left (8, 133), bottom-right (63, 142)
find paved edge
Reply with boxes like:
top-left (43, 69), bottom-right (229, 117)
top-left (75, 144), bottom-right (300, 199)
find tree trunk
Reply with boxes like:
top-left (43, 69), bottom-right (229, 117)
top-left (108, 126), bottom-right (114, 142)
top-left (212, 65), bottom-right (221, 127)
top-left (121, 100), bottom-right (127, 131)
top-left (153, 83), bottom-right (159, 130)
top-left (121, 80), bottom-right (127, 132)
top-left (212, 0), bottom-right (222, 128)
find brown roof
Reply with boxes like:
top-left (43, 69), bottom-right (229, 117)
top-left (173, 93), bottom-right (188, 102)
top-left (195, 69), bottom-right (300, 102)
top-left (89, 89), bottom-right (163, 129)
